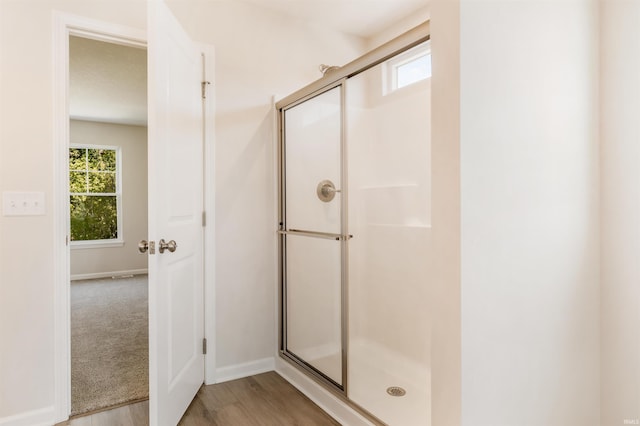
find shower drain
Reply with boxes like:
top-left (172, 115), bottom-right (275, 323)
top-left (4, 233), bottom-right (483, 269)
top-left (386, 386), bottom-right (407, 397)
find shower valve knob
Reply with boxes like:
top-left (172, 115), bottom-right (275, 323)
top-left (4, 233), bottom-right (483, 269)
top-left (317, 180), bottom-right (340, 202)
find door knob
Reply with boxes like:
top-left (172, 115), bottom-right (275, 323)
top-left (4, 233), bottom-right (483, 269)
top-left (138, 240), bottom-right (155, 255)
top-left (158, 239), bottom-right (177, 254)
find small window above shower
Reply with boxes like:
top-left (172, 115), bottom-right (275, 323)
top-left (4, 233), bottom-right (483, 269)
top-left (384, 40), bottom-right (431, 94)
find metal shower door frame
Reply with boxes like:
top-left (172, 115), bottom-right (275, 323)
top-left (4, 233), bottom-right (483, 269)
top-left (278, 78), bottom-right (350, 394)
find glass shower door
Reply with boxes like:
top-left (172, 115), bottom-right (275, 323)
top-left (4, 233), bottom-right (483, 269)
top-left (281, 84), bottom-right (345, 388)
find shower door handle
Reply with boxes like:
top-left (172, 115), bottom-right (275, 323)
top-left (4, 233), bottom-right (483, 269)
top-left (278, 229), bottom-right (352, 241)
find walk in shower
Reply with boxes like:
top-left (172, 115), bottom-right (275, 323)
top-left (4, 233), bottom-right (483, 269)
top-left (278, 22), bottom-right (431, 426)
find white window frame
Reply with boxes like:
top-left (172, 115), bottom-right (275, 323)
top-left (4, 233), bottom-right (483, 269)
top-left (384, 40), bottom-right (431, 95)
top-left (69, 144), bottom-right (124, 249)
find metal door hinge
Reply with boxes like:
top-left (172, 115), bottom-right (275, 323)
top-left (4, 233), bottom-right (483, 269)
top-left (202, 211), bottom-right (206, 227)
top-left (201, 81), bottom-right (211, 99)
top-left (65, 235), bottom-right (69, 246)
top-left (202, 338), bottom-right (207, 355)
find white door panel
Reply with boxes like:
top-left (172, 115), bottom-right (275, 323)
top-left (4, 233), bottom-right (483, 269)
top-left (148, 1), bottom-right (205, 425)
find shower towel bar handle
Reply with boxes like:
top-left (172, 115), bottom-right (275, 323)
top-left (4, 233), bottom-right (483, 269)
top-left (278, 229), bottom-right (353, 241)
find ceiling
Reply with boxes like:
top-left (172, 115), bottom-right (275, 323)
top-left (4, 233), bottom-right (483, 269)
top-left (240, 0), bottom-right (429, 38)
top-left (69, 36), bottom-right (147, 126)
top-left (69, 0), bottom-right (429, 125)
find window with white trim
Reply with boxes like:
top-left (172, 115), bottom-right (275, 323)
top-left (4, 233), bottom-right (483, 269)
top-left (385, 41), bottom-right (432, 94)
top-left (69, 146), bottom-right (122, 246)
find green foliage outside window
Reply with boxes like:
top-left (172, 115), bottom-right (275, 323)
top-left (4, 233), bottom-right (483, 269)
top-left (69, 147), bottom-right (119, 241)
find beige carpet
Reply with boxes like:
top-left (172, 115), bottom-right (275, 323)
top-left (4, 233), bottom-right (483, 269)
top-left (70, 275), bottom-right (149, 416)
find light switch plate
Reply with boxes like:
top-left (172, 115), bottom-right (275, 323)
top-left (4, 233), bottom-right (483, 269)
top-left (2, 192), bottom-right (46, 216)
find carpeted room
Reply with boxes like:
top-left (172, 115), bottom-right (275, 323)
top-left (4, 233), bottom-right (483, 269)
top-left (70, 275), bottom-right (148, 415)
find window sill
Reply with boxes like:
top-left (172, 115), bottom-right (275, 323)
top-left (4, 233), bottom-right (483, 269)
top-left (70, 240), bottom-right (124, 250)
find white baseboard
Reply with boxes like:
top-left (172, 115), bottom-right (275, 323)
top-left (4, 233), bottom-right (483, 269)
top-left (215, 357), bottom-right (275, 384)
top-left (0, 406), bottom-right (55, 426)
top-left (70, 268), bottom-right (148, 281)
top-left (275, 358), bottom-right (375, 426)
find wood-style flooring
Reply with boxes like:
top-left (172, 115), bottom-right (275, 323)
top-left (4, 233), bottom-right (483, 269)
top-left (57, 371), bottom-right (341, 426)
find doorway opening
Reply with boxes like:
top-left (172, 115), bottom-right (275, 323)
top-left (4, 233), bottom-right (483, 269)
top-left (54, 10), bottom-right (215, 424)
top-left (67, 34), bottom-right (149, 417)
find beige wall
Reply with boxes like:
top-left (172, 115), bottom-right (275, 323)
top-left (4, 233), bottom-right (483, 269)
top-left (0, 1), bottom-right (146, 422)
top-left (460, 0), bottom-right (600, 425)
top-left (366, 5), bottom-right (431, 51)
top-left (600, 0), bottom-right (640, 424)
top-left (430, 1), bottom-right (462, 423)
top-left (3, 0), bottom-right (636, 424)
top-left (69, 120), bottom-right (148, 278)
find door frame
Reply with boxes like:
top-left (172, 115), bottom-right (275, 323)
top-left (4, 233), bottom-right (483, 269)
top-left (52, 12), bottom-right (216, 423)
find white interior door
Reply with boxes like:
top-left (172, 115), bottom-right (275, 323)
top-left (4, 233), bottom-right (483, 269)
top-left (147, 1), bottom-right (205, 425)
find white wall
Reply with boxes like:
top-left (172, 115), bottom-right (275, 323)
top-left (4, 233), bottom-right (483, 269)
top-left (0, 1), bottom-right (146, 422)
top-left (166, 0), bottom-right (367, 375)
top-left (600, 1), bottom-right (640, 424)
top-left (459, 1), bottom-right (600, 425)
top-left (69, 120), bottom-right (148, 279)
